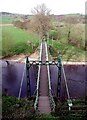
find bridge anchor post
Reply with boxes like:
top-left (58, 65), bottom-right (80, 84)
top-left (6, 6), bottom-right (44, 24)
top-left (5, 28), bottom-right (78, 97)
top-left (26, 56), bottom-right (31, 98)
top-left (57, 53), bottom-right (62, 99)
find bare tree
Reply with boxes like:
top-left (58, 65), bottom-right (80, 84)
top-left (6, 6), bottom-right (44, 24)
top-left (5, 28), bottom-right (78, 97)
top-left (30, 4), bottom-right (51, 40)
top-left (65, 16), bottom-right (78, 43)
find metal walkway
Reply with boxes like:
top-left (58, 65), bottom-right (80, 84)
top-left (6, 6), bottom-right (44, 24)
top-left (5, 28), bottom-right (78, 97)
top-left (34, 41), bottom-right (55, 114)
top-left (38, 42), bottom-right (51, 113)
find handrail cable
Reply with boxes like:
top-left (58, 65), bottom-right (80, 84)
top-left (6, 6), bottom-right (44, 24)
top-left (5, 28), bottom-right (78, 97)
top-left (34, 42), bottom-right (42, 110)
top-left (18, 61), bottom-right (26, 100)
top-left (45, 41), bottom-right (56, 111)
top-left (62, 63), bottom-right (73, 110)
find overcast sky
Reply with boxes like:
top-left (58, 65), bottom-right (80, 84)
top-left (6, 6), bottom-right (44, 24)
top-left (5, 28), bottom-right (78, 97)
top-left (0, 0), bottom-right (86, 15)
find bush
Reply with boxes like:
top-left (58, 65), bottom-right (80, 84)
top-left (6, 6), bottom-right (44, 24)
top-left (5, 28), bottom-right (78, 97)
top-left (14, 20), bottom-right (24, 29)
top-left (65, 24), bottom-right (85, 49)
top-left (49, 30), bottom-right (58, 40)
top-left (2, 95), bottom-right (35, 119)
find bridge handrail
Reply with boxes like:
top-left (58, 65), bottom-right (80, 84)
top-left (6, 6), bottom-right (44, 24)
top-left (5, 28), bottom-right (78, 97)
top-left (34, 42), bottom-right (42, 110)
top-left (62, 62), bottom-right (73, 110)
top-left (45, 42), bottom-right (56, 112)
top-left (18, 62), bottom-right (26, 100)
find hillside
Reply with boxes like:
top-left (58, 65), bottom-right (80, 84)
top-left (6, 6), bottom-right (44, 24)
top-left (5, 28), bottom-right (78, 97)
top-left (54, 13), bottom-right (84, 23)
top-left (0, 12), bottom-right (32, 24)
top-left (0, 12), bottom-right (85, 24)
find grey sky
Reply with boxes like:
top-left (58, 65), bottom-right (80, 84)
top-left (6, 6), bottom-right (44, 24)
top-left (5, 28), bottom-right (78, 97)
top-left (0, 0), bottom-right (86, 15)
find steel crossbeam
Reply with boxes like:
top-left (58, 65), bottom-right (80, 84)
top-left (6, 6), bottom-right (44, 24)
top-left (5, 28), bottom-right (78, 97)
top-left (26, 56), bottom-right (31, 98)
top-left (27, 60), bottom-right (59, 66)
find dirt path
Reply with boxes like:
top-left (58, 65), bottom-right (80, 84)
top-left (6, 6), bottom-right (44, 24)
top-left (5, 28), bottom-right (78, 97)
top-left (0, 24), bottom-right (13, 27)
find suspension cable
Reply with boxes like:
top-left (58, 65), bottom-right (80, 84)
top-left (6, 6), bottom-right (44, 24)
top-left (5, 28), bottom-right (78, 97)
top-left (62, 62), bottom-right (73, 110)
top-left (34, 42), bottom-right (42, 110)
top-left (45, 41), bottom-right (56, 111)
top-left (18, 62), bottom-right (26, 100)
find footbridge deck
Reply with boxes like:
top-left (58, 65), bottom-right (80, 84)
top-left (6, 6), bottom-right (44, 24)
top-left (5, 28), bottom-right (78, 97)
top-left (38, 42), bottom-right (51, 113)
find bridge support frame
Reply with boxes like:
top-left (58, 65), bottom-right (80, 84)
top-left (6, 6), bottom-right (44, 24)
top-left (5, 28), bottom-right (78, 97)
top-left (57, 54), bottom-right (62, 99)
top-left (26, 56), bottom-right (31, 98)
top-left (26, 54), bottom-right (62, 99)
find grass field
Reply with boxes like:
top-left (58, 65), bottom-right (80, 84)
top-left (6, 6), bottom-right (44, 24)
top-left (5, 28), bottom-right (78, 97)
top-left (0, 16), bottom-right (15, 24)
top-left (2, 26), bottom-right (39, 43)
top-left (2, 26), bottom-right (39, 57)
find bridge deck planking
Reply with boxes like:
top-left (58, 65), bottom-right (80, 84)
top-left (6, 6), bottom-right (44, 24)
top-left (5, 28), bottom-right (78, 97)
top-left (38, 42), bottom-right (51, 113)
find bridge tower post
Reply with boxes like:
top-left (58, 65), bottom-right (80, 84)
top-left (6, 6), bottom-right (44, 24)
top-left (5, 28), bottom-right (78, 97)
top-left (57, 53), bottom-right (62, 99)
top-left (26, 56), bottom-right (31, 98)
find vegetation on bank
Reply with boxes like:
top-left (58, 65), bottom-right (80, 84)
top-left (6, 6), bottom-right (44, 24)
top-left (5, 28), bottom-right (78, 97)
top-left (2, 95), bottom-right (35, 119)
top-left (48, 40), bottom-right (85, 62)
top-left (1, 24), bottom-right (85, 61)
top-left (2, 95), bottom-right (86, 120)
top-left (2, 26), bottom-right (39, 57)
top-left (48, 23), bottom-right (85, 61)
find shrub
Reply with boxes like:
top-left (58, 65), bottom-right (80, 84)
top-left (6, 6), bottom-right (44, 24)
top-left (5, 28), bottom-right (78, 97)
top-left (49, 30), bottom-right (58, 40)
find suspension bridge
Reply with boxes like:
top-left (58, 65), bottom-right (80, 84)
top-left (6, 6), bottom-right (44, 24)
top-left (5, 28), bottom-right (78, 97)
top-left (3, 40), bottom-right (85, 114)
top-left (2, 40), bottom-right (72, 113)
top-left (3, 40), bottom-right (86, 114)
top-left (25, 40), bottom-right (72, 113)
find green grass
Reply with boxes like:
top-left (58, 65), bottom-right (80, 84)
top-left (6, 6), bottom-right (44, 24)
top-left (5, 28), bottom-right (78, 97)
top-left (2, 26), bottom-right (38, 43)
top-left (2, 26), bottom-right (39, 57)
top-left (0, 16), bottom-right (15, 24)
